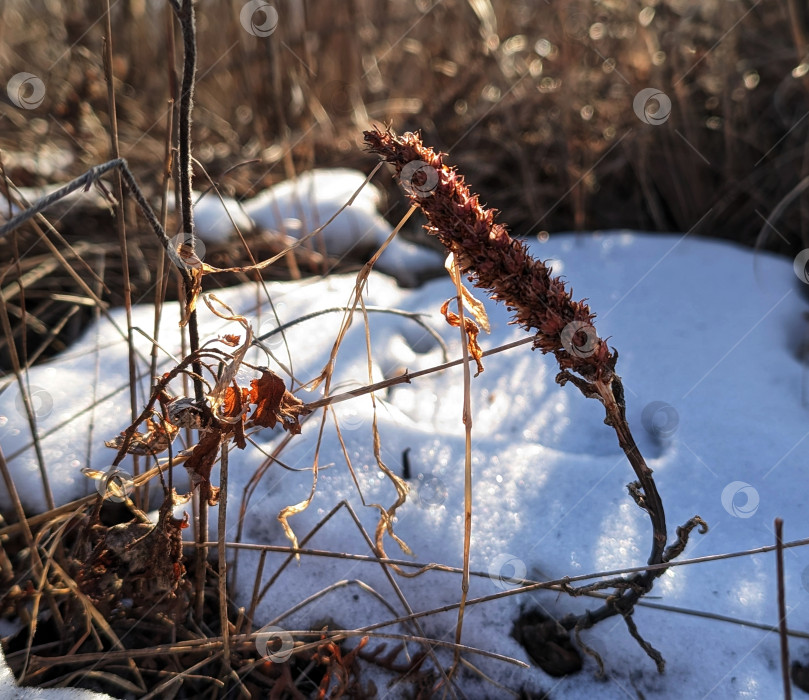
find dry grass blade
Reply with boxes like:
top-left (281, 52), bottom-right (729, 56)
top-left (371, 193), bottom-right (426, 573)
top-left (102, 0), bottom-right (142, 515)
top-left (139, 653), bottom-right (225, 700)
top-left (775, 518), bottom-right (792, 700)
top-left (218, 443), bottom-right (231, 678)
top-left (249, 499), bottom-right (456, 694)
top-left (269, 204), bottom-right (417, 559)
top-left (449, 253), bottom-right (473, 680)
top-left (0, 295), bottom-right (54, 510)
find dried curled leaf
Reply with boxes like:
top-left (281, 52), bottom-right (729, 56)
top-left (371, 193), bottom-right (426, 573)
top-left (204, 294), bottom-right (254, 417)
top-left (248, 369), bottom-right (310, 434)
top-left (105, 418), bottom-right (179, 456)
top-left (445, 252), bottom-right (491, 333)
top-left (183, 430), bottom-right (223, 506)
top-left (222, 384), bottom-right (249, 449)
top-left (222, 385), bottom-right (249, 417)
top-left (77, 497), bottom-right (190, 616)
top-left (180, 266), bottom-right (202, 327)
top-left (440, 299), bottom-right (484, 376)
top-left (166, 397), bottom-right (206, 429)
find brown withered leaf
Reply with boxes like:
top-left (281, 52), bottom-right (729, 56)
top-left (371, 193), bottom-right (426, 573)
top-left (203, 295), bottom-right (253, 417)
top-left (105, 418), bottom-right (179, 456)
top-left (183, 429), bottom-right (222, 505)
top-left (221, 333), bottom-right (241, 347)
top-left (222, 384), bottom-right (249, 449)
top-left (248, 370), bottom-right (284, 428)
top-left (248, 369), bottom-right (310, 435)
top-left (180, 266), bottom-right (202, 327)
top-left (445, 251), bottom-right (491, 333)
top-left (222, 384), bottom-right (249, 418)
top-left (441, 299), bottom-right (484, 376)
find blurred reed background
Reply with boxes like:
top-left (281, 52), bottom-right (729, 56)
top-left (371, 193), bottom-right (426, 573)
top-left (1, 0), bottom-right (808, 365)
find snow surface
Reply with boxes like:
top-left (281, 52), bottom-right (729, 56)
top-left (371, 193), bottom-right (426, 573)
top-left (241, 168), bottom-right (445, 285)
top-left (184, 189), bottom-right (255, 244)
top-left (184, 169), bottom-right (446, 285)
top-left (2, 231), bottom-right (809, 698)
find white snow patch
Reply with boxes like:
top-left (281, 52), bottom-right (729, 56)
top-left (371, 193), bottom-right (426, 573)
top-left (1, 231), bottom-right (807, 697)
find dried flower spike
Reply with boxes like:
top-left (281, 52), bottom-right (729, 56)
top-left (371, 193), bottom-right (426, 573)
top-left (364, 127), bottom-right (613, 383)
top-left (365, 126), bottom-right (707, 671)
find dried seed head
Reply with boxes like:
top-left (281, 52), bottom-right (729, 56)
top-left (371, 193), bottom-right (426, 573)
top-left (364, 127), bottom-right (614, 382)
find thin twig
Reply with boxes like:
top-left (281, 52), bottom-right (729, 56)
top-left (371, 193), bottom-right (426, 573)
top-left (218, 442), bottom-right (231, 676)
top-left (303, 336), bottom-right (533, 411)
top-left (170, 0), bottom-right (207, 621)
top-left (775, 518), bottom-right (792, 700)
top-left (103, 4), bottom-right (141, 509)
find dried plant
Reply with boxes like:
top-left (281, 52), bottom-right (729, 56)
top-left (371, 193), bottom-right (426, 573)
top-left (9, 0), bottom-right (792, 693)
top-left (365, 126), bottom-right (708, 671)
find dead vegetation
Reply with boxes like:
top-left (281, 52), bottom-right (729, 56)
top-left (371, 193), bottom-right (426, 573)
top-left (0, 0), bottom-right (808, 698)
top-left (2, 0), bottom-right (809, 369)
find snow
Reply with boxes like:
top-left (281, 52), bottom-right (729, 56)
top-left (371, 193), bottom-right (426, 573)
top-left (186, 189), bottom-right (255, 244)
top-left (2, 228), bottom-right (808, 698)
top-left (175, 170), bottom-right (446, 285)
top-left (241, 168), bottom-right (445, 285)
top-left (242, 168), bottom-right (386, 250)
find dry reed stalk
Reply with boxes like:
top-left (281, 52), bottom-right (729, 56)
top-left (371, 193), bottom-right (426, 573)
top-left (103, 0), bottom-right (142, 513)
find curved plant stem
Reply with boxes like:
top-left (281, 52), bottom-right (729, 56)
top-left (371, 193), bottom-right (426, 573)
top-left (364, 126), bottom-right (707, 670)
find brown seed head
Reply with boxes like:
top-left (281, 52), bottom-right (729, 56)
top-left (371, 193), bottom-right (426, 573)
top-left (364, 127), bottom-right (614, 382)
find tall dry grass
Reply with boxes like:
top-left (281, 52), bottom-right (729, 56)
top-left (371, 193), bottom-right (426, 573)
top-left (2, 0), bottom-right (807, 368)
top-left (1, 0), bottom-right (806, 243)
